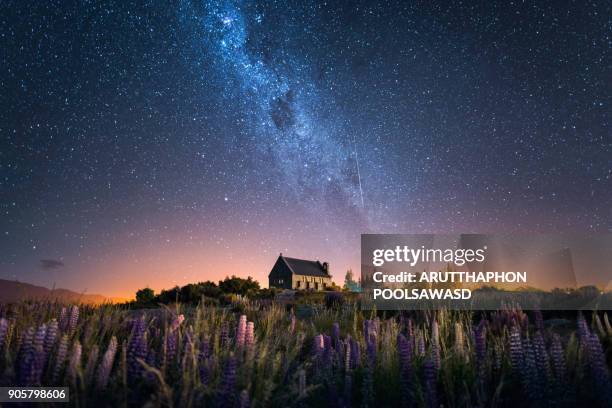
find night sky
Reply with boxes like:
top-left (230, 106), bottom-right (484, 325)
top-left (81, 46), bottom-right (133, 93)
top-left (1, 1), bottom-right (610, 298)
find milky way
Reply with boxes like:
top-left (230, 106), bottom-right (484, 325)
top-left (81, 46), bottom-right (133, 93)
top-left (1, 0), bottom-right (610, 297)
top-left (182, 0), bottom-right (369, 220)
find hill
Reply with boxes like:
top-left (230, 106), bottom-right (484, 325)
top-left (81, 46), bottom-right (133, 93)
top-left (0, 279), bottom-right (125, 304)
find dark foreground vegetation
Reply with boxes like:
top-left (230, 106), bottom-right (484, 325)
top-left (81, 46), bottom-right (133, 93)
top-left (0, 293), bottom-right (611, 407)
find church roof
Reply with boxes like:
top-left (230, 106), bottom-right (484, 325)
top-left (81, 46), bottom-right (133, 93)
top-left (279, 255), bottom-right (330, 277)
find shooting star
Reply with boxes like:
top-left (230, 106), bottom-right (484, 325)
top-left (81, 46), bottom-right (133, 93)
top-left (352, 134), bottom-right (365, 208)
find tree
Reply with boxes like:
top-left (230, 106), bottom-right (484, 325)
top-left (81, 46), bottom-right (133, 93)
top-left (135, 287), bottom-right (155, 304)
top-left (219, 275), bottom-right (260, 296)
top-left (343, 269), bottom-right (362, 292)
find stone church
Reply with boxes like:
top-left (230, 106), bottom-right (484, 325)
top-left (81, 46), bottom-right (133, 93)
top-left (268, 254), bottom-right (332, 290)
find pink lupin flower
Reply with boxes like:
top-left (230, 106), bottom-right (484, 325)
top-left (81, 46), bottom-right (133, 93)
top-left (236, 315), bottom-right (247, 348)
top-left (245, 321), bottom-right (255, 349)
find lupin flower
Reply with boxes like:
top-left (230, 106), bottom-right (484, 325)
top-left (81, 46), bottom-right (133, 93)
top-left (431, 320), bottom-right (440, 372)
top-left (534, 310), bottom-right (544, 332)
top-left (67, 340), bottom-right (82, 382)
top-left (59, 307), bottom-right (68, 330)
top-left (216, 355), bottom-right (237, 407)
top-left (69, 305), bottom-right (79, 332)
top-left (127, 317), bottom-right (148, 379)
top-left (416, 332), bottom-right (425, 357)
top-left (198, 352), bottom-right (210, 386)
top-left (19, 326), bottom-right (34, 362)
top-left (0, 318), bottom-right (8, 351)
top-left (172, 314), bottom-right (185, 331)
top-left (220, 321), bottom-right (230, 347)
top-left (332, 322), bottom-right (340, 347)
top-left (239, 389), bottom-right (250, 408)
top-left (96, 336), bottom-right (118, 390)
top-left (343, 341), bottom-right (352, 407)
top-left (245, 321), bottom-right (255, 349)
top-left (576, 312), bottom-right (590, 342)
top-left (509, 326), bottom-right (523, 375)
top-left (52, 334), bottom-right (69, 383)
top-left (550, 333), bottom-right (566, 384)
top-left (236, 315), bottom-right (247, 348)
top-left (533, 331), bottom-right (550, 384)
top-left (397, 333), bottom-right (414, 406)
top-left (424, 355), bottom-right (438, 408)
top-left (521, 337), bottom-right (540, 400)
top-left (33, 324), bottom-right (47, 353)
top-left (312, 334), bottom-right (325, 358)
top-left (586, 332), bottom-right (612, 403)
top-left (474, 319), bottom-right (487, 379)
top-left (44, 319), bottom-right (58, 354)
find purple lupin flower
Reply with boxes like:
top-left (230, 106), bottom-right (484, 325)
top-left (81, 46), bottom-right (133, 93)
top-left (127, 317), bottom-right (148, 380)
top-left (236, 315), bottom-right (247, 348)
top-left (533, 331), bottom-right (550, 387)
top-left (430, 320), bottom-right (440, 372)
top-left (362, 331), bottom-right (377, 407)
top-left (245, 321), bottom-right (255, 349)
top-left (68, 305), bottom-right (79, 332)
top-left (344, 336), bottom-right (352, 406)
top-left (198, 353), bottom-right (210, 386)
top-left (220, 321), bottom-right (230, 348)
top-left (332, 322), bottom-right (340, 347)
top-left (33, 324), bottom-right (47, 353)
top-left (216, 355), bottom-right (237, 407)
top-left (366, 332), bottom-right (377, 367)
top-left (586, 332), bottom-right (612, 403)
top-left (96, 336), bottom-right (118, 390)
top-left (44, 319), bottom-right (58, 354)
top-left (323, 334), bottom-right (333, 368)
top-left (59, 307), bottom-right (68, 331)
top-left (67, 340), bottom-right (82, 382)
top-left (397, 333), bottom-right (414, 407)
top-left (239, 389), bottom-right (250, 408)
top-left (521, 337), bottom-right (540, 400)
top-left (166, 331), bottom-right (177, 364)
top-left (18, 326), bottom-right (34, 362)
top-left (52, 334), bottom-right (69, 383)
top-left (423, 355), bottom-right (438, 408)
top-left (474, 319), bottom-right (487, 387)
top-left (416, 332), bottom-right (425, 357)
top-left (550, 333), bottom-right (566, 387)
top-left (534, 310), bottom-right (544, 332)
top-left (18, 327), bottom-right (34, 383)
top-left (0, 318), bottom-right (8, 351)
top-left (576, 312), bottom-right (590, 342)
top-left (509, 326), bottom-right (523, 376)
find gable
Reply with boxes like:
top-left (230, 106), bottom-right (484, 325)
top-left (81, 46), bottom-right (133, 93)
top-left (268, 257), bottom-right (293, 279)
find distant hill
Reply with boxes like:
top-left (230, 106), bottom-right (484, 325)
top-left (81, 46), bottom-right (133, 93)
top-left (0, 279), bottom-right (126, 304)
